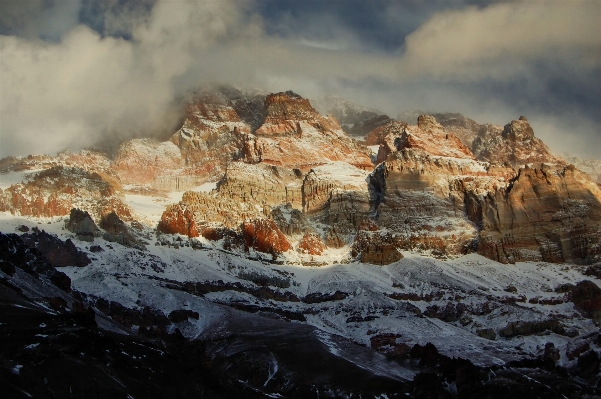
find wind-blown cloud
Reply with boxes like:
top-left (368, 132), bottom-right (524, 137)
top-left (0, 0), bottom-right (258, 156)
top-left (0, 0), bottom-right (600, 159)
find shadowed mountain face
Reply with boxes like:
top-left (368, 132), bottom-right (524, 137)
top-left (2, 231), bottom-right (600, 398)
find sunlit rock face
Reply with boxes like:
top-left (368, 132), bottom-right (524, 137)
top-left (169, 92), bottom-right (250, 177)
top-left (361, 113), bottom-right (601, 264)
top-left (112, 139), bottom-right (185, 185)
top-left (0, 166), bottom-right (133, 221)
top-left (475, 164), bottom-right (601, 264)
top-left (247, 92), bottom-right (373, 171)
top-left (242, 218), bottom-right (292, 255)
top-left (158, 202), bottom-right (199, 238)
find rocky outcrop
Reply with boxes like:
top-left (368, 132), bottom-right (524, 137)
top-left (352, 227), bottom-right (403, 265)
top-left (242, 218), bottom-right (292, 255)
top-left (20, 229), bottom-right (90, 268)
top-left (471, 117), bottom-right (566, 167)
top-left (365, 120), bottom-right (406, 148)
top-left (297, 232), bottom-right (327, 255)
top-left (498, 319), bottom-right (566, 338)
top-left (301, 162), bottom-right (372, 241)
top-left (369, 149), bottom-right (489, 256)
top-left (100, 212), bottom-right (141, 248)
top-left (169, 106), bottom-right (249, 178)
top-left (248, 92), bottom-right (373, 171)
top-left (365, 115), bottom-right (601, 263)
top-left (271, 204), bottom-right (314, 236)
top-left (218, 162), bottom-right (304, 210)
top-left (0, 166), bottom-right (133, 221)
top-left (0, 149), bottom-right (112, 175)
top-left (571, 280), bottom-right (601, 321)
top-left (158, 203), bottom-right (199, 238)
top-left (396, 115), bottom-right (473, 159)
top-left (65, 208), bottom-right (99, 242)
top-left (431, 113), bottom-right (482, 149)
top-left (112, 139), bottom-right (185, 185)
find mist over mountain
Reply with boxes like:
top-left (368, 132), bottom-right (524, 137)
top-left (1, 0), bottom-right (600, 159)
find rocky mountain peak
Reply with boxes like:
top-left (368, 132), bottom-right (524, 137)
top-left (417, 114), bottom-right (438, 130)
top-left (472, 116), bottom-right (564, 167)
top-left (260, 92), bottom-right (320, 128)
top-left (502, 117), bottom-right (535, 141)
top-left (382, 115), bottom-right (474, 160)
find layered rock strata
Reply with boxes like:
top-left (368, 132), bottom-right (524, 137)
top-left (246, 92), bottom-right (373, 171)
top-left (474, 164), bottom-right (601, 264)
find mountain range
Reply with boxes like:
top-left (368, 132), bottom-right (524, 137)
top-left (1, 87), bottom-right (600, 398)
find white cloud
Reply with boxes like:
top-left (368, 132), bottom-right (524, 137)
top-left (402, 1), bottom-right (601, 80)
top-left (0, 0), bottom-right (257, 157)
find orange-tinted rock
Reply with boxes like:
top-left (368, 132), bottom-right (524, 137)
top-left (358, 218), bottom-right (379, 232)
top-left (158, 203), bottom-right (199, 238)
top-left (297, 232), bottom-right (327, 255)
top-left (242, 218), bottom-right (292, 255)
top-left (0, 166), bottom-right (132, 221)
top-left (365, 120), bottom-right (407, 147)
top-left (396, 115), bottom-right (473, 159)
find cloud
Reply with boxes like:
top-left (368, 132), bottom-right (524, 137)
top-left (0, 0), bottom-right (259, 157)
top-left (402, 1), bottom-right (601, 80)
top-left (0, 0), bottom-right (599, 160)
top-left (0, 0), bottom-right (81, 40)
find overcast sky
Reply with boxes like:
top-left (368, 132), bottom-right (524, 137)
top-left (1, 0), bottom-right (600, 159)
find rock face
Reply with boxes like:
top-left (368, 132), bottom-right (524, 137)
top-left (352, 229), bottom-right (404, 265)
top-left (158, 202), bottom-right (199, 238)
top-left (475, 164), bottom-right (601, 264)
top-left (369, 148), bottom-right (492, 257)
top-left (430, 113), bottom-right (482, 149)
top-left (361, 114), bottom-right (601, 263)
top-left (20, 229), bottom-right (91, 268)
top-left (365, 120), bottom-right (406, 147)
top-left (112, 139), bottom-right (185, 186)
top-left (374, 117), bottom-right (473, 165)
top-left (571, 280), bottom-right (601, 321)
top-left (168, 91), bottom-right (250, 180)
top-left (247, 92), bottom-right (373, 171)
top-left (297, 232), bottom-right (327, 255)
